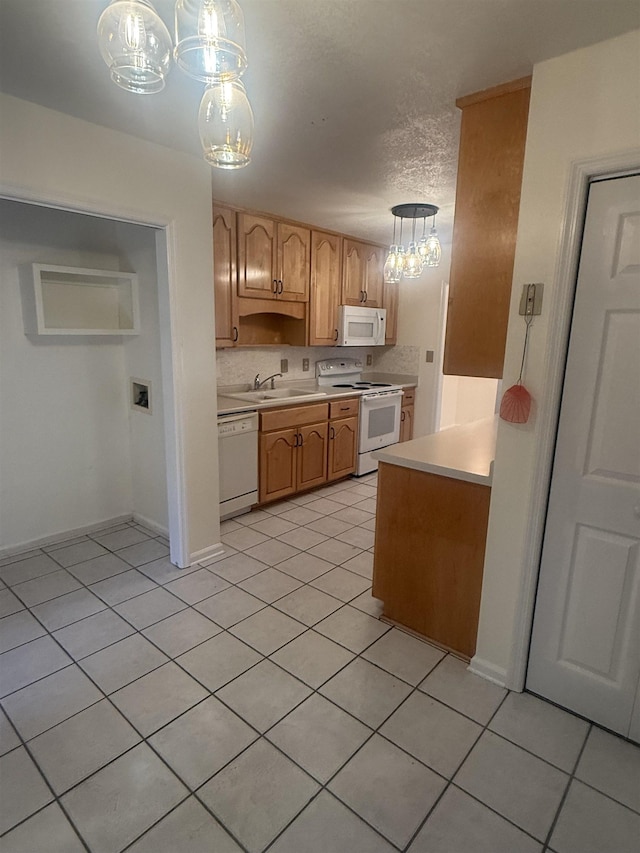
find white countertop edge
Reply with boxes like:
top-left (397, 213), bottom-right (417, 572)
top-left (373, 416), bottom-right (497, 485)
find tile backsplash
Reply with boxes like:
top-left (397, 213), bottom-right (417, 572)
top-left (216, 345), bottom-right (421, 388)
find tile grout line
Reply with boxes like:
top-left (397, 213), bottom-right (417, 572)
top-left (541, 722), bottom-right (592, 853)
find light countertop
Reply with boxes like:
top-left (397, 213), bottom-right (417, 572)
top-left (217, 374), bottom-right (418, 416)
top-left (373, 416), bottom-right (498, 485)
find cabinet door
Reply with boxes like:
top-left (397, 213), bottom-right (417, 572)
top-left (309, 230), bottom-right (342, 345)
top-left (363, 243), bottom-right (384, 307)
top-left (278, 223), bottom-right (310, 302)
top-left (444, 79), bottom-right (531, 378)
top-left (399, 405), bottom-right (414, 442)
top-left (383, 276), bottom-right (399, 345)
top-left (259, 427), bottom-right (297, 503)
top-left (328, 415), bottom-right (358, 480)
top-left (237, 213), bottom-right (277, 299)
top-left (297, 421), bottom-right (328, 491)
top-left (213, 204), bottom-right (239, 347)
top-left (341, 239), bottom-right (366, 305)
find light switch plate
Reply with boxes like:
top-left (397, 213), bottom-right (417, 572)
top-left (302, 358), bottom-right (309, 372)
top-left (425, 350), bottom-right (434, 363)
top-left (280, 358), bottom-right (288, 373)
top-left (366, 354), bottom-right (373, 366)
top-left (519, 283), bottom-right (544, 316)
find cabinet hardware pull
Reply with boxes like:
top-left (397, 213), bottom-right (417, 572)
top-left (334, 329), bottom-right (338, 341)
top-left (340, 407), bottom-right (349, 411)
top-left (297, 432), bottom-right (303, 446)
top-left (278, 280), bottom-right (283, 294)
top-left (364, 290), bottom-right (368, 303)
top-left (272, 279), bottom-right (277, 294)
top-left (330, 426), bottom-right (335, 439)
top-left (401, 412), bottom-right (405, 421)
top-left (293, 433), bottom-right (299, 447)
top-left (232, 326), bottom-right (238, 342)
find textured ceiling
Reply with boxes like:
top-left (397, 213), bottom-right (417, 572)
top-left (1, 1), bottom-right (638, 244)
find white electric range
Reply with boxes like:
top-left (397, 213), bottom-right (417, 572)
top-left (316, 358), bottom-right (404, 475)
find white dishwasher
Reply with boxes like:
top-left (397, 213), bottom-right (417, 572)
top-left (218, 411), bottom-right (259, 520)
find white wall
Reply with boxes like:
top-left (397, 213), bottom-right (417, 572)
top-left (393, 244), bottom-right (451, 437)
top-left (0, 94), bottom-right (219, 565)
top-left (474, 30), bottom-right (640, 685)
top-left (439, 376), bottom-right (499, 431)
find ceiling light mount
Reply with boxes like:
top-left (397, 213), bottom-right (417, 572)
top-left (390, 203), bottom-right (439, 220)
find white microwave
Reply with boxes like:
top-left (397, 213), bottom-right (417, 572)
top-left (337, 305), bottom-right (386, 346)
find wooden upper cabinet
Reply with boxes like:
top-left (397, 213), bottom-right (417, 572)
top-left (342, 239), bottom-right (384, 307)
top-left (278, 222), bottom-right (311, 302)
top-left (309, 230), bottom-right (342, 345)
top-left (237, 213), bottom-right (277, 299)
top-left (383, 277), bottom-right (399, 345)
top-left (444, 77), bottom-right (531, 378)
top-left (237, 212), bottom-right (309, 302)
top-left (363, 244), bottom-right (384, 307)
top-left (213, 203), bottom-right (238, 347)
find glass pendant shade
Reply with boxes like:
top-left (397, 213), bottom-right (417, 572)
top-left (403, 241), bottom-right (422, 279)
top-left (422, 227), bottom-right (442, 267)
top-left (383, 245), bottom-right (403, 284)
top-left (175, 0), bottom-right (247, 82)
top-left (199, 80), bottom-right (253, 168)
top-left (97, 0), bottom-right (172, 94)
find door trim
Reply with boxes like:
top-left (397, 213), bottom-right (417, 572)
top-left (506, 148), bottom-right (640, 691)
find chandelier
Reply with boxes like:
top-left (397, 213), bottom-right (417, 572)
top-left (97, 0), bottom-right (253, 169)
top-left (383, 203), bottom-right (442, 283)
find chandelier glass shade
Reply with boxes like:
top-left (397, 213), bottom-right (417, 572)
top-left (97, 0), bottom-right (173, 94)
top-left (199, 80), bottom-right (253, 168)
top-left (384, 203), bottom-right (441, 282)
top-left (174, 0), bottom-right (247, 82)
top-left (97, 0), bottom-right (253, 167)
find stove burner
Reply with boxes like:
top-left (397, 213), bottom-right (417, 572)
top-left (355, 382), bottom-right (392, 387)
top-left (332, 383), bottom-right (358, 388)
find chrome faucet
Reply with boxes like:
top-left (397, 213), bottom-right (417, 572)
top-left (253, 372), bottom-right (283, 390)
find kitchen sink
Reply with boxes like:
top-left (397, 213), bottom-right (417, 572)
top-left (227, 389), bottom-right (327, 403)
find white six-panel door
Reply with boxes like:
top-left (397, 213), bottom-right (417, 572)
top-left (527, 175), bottom-right (640, 739)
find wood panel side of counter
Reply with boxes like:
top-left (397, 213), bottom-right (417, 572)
top-left (372, 462), bottom-right (491, 658)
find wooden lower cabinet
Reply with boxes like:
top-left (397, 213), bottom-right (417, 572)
top-left (297, 422), bottom-right (329, 490)
top-left (259, 427), bottom-right (297, 503)
top-left (372, 461), bottom-right (491, 658)
top-left (328, 416), bottom-right (358, 481)
top-left (258, 399), bottom-right (358, 503)
top-left (399, 387), bottom-right (415, 443)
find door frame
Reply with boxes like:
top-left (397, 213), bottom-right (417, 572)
top-left (507, 149), bottom-right (640, 691)
top-left (0, 185), bottom-right (190, 568)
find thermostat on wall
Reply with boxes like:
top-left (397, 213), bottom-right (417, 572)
top-left (131, 378), bottom-right (152, 414)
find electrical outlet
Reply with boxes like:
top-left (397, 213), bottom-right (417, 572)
top-left (302, 358), bottom-right (310, 372)
top-left (280, 358), bottom-right (288, 373)
top-left (366, 354), bottom-right (373, 366)
top-left (425, 350), bottom-right (434, 363)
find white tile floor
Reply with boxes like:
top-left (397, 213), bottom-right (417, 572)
top-left (0, 475), bottom-right (639, 853)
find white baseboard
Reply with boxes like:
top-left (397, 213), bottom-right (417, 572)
top-left (0, 515), bottom-right (133, 558)
top-left (468, 655), bottom-right (508, 688)
top-left (132, 513), bottom-right (169, 538)
top-left (190, 541), bottom-right (225, 566)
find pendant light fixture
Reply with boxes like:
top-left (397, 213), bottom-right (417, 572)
top-left (97, 0), bottom-right (253, 167)
top-left (199, 79), bottom-right (253, 168)
top-left (97, 0), bottom-right (172, 94)
top-left (174, 0), bottom-right (247, 82)
top-left (384, 204), bottom-right (440, 283)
